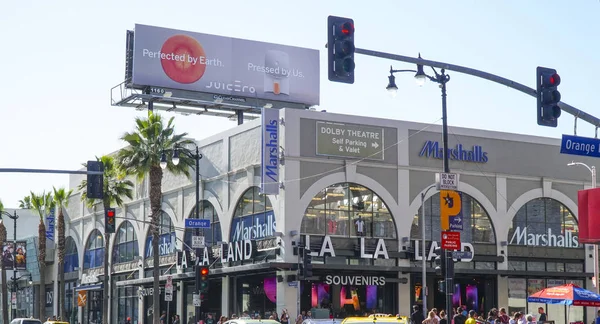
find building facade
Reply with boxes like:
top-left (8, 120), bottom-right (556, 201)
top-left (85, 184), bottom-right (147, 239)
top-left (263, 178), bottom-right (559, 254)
top-left (53, 108), bottom-right (597, 324)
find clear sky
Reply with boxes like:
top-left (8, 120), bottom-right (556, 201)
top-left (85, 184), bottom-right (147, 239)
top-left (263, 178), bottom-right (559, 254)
top-left (1, 0), bottom-right (599, 207)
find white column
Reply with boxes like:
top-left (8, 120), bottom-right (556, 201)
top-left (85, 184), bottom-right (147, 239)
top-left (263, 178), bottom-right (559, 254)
top-left (497, 276), bottom-right (508, 312)
top-left (221, 276), bottom-right (230, 317)
top-left (398, 273), bottom-right (411, 316)
top-left (276, 271), bottom-right (298, 317)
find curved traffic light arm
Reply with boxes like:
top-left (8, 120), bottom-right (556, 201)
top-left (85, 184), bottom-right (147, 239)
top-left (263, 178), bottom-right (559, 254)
top-left (355, 47), bottom-right (600, 128)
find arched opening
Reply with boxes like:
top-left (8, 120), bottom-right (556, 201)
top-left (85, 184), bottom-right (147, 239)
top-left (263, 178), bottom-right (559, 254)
top-left (410, 191), bottom-right (495, 313)
top-left (184, 200), bottom-right (221, 248)
top-left (507, 198), bottom-right (583, 324)
top-left (144, 212), bottom-right (176, 259)
top-left (301, 182), bottom-right (396, 239)
top-left (64, 236), bottom-right (79, 273)
top-left (83, 229), bottom-right (104, 269)
top-left (230, 187), bottom-right (274, 242)
top-left (112, 221), bottom-right (139, 264)
top-left (411, 192), bottom-right (495, 243)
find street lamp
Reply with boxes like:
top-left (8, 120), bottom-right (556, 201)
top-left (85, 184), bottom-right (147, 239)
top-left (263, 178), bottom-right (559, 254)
top-left (387, 54), bottom-right (453, 316)
top-left (567, 161), bottom-right (599, 303)
top-left (420, 185), bottom-right (437, 317)
top-left (162, 144), bottom-right (203, 323)
top-left (0, 210), bottom-right (19, 320)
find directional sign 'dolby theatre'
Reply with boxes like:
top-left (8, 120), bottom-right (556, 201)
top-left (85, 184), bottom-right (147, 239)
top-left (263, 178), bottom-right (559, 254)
top-left (316, 121), bottom-right (384, 160)
top-left (560, 134), bottom-right (600, 158)
top-left (440, 190), bottom-right (463, 231)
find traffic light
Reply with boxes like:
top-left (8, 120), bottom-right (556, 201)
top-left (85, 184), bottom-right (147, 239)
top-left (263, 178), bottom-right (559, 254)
top-left (199, 266), bottom-right (209, 302)
top-left (87, 160), bottom-right (104, 199)
top-left (303, 247), bottom-right (313, 278)
top-left (536, 66), bottom-right (562, 127)
top-left (327, 15), bottom-right (355, 84)
top-left (433, 248), bottom-right (446, 277)
top-left (105, 208), bottom-right (116, 234)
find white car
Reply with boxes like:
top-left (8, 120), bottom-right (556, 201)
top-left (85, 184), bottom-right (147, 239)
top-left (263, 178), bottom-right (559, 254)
top-left (10, 319), bottom-right (42, 324)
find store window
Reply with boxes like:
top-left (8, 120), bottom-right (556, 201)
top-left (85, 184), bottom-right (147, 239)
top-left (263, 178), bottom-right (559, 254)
top-left (235, 274), bottom-right (277, 318)
top-left (83, 229), bottom-right (104, 269)
top-left (112, 273), bottom-right (139, 324)
top-left (301, 183), bottom-right (396, 239)
top-left (64, 236), bottom-right (79, 273)
top-left (509, 198), bottom-right (580, 248)
top-left (411, 192), bottom-right (495, 244)
top-left (184, 200), bottom-right (222, 248)
top-left (113, 221), bottom-right (139, 264)
top-left (144, 212), bottom-right (176, 258)
top-left (230, 187), bottom-right (274, 242)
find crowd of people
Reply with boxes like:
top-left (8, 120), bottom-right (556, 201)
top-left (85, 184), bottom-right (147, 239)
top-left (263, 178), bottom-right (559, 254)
top-left (410, 306), bottom-right (549, 324)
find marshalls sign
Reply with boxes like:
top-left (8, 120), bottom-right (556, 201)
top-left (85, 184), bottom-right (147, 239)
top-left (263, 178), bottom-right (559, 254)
top-left (261, 108), bottom-right (280, 195)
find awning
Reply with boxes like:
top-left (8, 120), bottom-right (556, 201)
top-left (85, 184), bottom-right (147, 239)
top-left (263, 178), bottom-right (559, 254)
top-left (74, 283), bottom-right (103, 292)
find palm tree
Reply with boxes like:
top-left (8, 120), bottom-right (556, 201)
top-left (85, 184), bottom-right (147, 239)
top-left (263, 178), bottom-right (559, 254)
top-left (0, 199), bottom-right (9, 324)
top-left (78, 155), bottom-right (134, 323)
top-left (31, 191), bottom-right (55, 320)
top-left (18, 196), bottom-right (32, 209)
top-left (117, 111), bottom-right (194, 324)
top-left (53, 187), bottom-right (73, 320)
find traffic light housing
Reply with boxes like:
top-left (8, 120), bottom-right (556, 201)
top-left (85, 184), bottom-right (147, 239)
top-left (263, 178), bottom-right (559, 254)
top-left (303, 247), bottom-right (313, 278)
top-left (199, 266), bottom-right (209, 302)
top-left (105, 208), bottom-right (116, 234)
top-left (536, 66), bottom-right (562, 127)
top-left (87, 160), bottom-right (104, 199)
top-left (327, 16), bottom-right (355, 84)
top-left (434, 248), bottom-right (446, 277)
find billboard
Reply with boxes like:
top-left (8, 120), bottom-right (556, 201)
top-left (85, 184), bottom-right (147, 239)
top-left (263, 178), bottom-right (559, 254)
top-left (2, 241), bottom-right (27, 270)
top-left (131, 24), bottom-right (320, 106)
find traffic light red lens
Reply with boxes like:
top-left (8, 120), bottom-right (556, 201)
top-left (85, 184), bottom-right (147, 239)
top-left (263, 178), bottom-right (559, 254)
top-left (341, 22), bottom-right (354, 35)
top-left (200, 268), bottom-right (209, 276)
top-left (550, 73), bottom-right (561, 86)
top-left (107, 211), bottom-right (114, 217)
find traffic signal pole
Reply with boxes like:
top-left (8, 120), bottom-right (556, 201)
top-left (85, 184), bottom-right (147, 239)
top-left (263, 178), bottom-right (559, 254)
top-left (353, 48), bottom-right (600, 128)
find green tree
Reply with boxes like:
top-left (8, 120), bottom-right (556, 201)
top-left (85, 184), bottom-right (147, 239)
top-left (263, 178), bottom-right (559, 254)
top-left (78, 155), bottom-right (134, 323)
top-left (31, 191), bottom-right (55, 320)
top-left (117, 111), bottom-right (194, 324)
top-left (53, 187), bottom-right (73, 320)
top-left (0, 199), bottom-right (8, 324)
top-left (18, 195), bottom-right (32, 209)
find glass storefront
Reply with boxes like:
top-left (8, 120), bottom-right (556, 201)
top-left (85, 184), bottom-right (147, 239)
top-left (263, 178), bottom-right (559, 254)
top-left (82, 290), bottom-right (103, 324)
top-left (113, 273), bottom-right (140, 324)
top-left (300, 277), bottom-right (397, 317)
top-left (64, 280), bottom-right (77, 323)
top-left (233, 274), bottom-right (277, 318)
top-left (184, 279), bottom-right (223, 323)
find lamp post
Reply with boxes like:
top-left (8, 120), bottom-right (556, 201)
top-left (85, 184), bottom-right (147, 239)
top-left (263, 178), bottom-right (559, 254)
top-left (387, 54), bottom-right (452, 316)
top-left (0, 210), bottom-right (19, 320)
top-left (420, 185), bottom-right (437, 317)
top-left (567, 161), bottom-right (599, 304)
top-left (162, 144), bottom-right (203, 323)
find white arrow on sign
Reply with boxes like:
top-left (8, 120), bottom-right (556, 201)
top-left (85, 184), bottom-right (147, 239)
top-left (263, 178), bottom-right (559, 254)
top-left (371, 142), bottom-right (379, 149)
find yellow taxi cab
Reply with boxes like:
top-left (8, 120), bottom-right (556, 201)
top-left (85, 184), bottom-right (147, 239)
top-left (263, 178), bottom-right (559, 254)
top-left (342, 314), bottom-right (409, 324)
top-left (42, 321), bottom-right (69, 324)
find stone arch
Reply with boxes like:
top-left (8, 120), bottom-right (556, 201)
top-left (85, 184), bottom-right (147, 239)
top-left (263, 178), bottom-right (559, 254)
top-left (111, 220), bottom-right (139, 265)
top-left (297, 171), bottom-right (400, 241)
top-left (227, 186), bottom-right (277, 242)
top-left (503, 188), bottom-right (579, 246)
top-left (143, 207), bottom-right (177, 259)
top-left (83, 228), bottom-right (105, 269)
top-left (407, 181), bottom-right (498, 242)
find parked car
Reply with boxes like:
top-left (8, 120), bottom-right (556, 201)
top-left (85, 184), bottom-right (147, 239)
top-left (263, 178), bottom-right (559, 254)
top-left (9, 318), bottom-right (42, 324)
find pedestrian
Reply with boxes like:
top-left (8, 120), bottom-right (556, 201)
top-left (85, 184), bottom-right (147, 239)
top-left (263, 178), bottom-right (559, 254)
top-left (411, 305), bottom-right (425, 324)
top-left (453, 307), bottom-right (467, 324)
top-left (281, 309), bottom-right (290, 324)
top-left (423, 311), bottom-right (439, 324)
top-left (125, 316), bottom-right (132, 324)
top-left (537, 308), bottom-right (546, 322)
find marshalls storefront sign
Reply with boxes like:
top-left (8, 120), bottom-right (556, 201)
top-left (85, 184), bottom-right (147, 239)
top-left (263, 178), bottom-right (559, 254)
top-left (261, 108), bottom-right (280, 195)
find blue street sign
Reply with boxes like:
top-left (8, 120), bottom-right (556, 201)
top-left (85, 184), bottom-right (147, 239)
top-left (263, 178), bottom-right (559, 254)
top-left (452, 251), bottom-right (473, 260)
top-left (185, 219), bottom-right (211, 229)
top-left (560, 134), bottom-right (600, 158)
top-left (449, 214), bottom-right (463, 231)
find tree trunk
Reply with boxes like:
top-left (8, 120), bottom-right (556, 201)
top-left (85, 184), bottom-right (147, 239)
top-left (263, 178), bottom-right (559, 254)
top-left (57, 206), bottom-right (66, 320)
top-left (103, 231), bottom-right (110, 323)
top-left (150, 166), bottom-right (163, 324)
top-left (0, 223), bottom-right (8, 324)
top-left (38, 221), bottom-right (47, 321)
